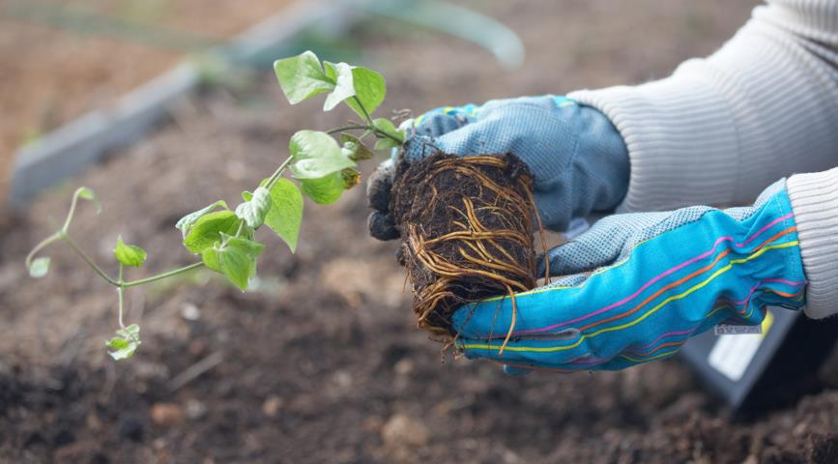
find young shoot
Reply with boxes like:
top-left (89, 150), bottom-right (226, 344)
top-left (25, 50), bottom-right (406, 360)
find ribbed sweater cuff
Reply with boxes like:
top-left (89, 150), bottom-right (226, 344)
top-left (569, 76), bottom-right (741, 213)
top-left (570, 18), bottom-right (838, 214)
top-left (788, 168), bottom-right (838, 319)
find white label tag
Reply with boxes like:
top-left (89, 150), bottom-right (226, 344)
top-left (708, 332), bottom-right (763, 381)
top-left (714, 324), bottom-right (762, 335)
top-left (707, 311), bottom-right (774, 381)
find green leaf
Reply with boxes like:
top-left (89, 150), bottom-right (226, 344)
top-left (322, 61), bottom-right (356, 111)
top-left (273, 52), bottom-right (385, 120)
top-left (288, 130), bottom-right (355, 179)
top-left (299, 173), bottom-right (345, 205)
top-left (273, 51), bottom-right (334, 105)
top-left (264, 178), bottom-right (304, 252)
top-left (28, 257), bottom-right (50, 278)
top-left (372, 118), bottom-right (403, 151)
top-left (323, 62), bottom-right (386, 119)
top-left (372, 118), bottom-right (405, 143)
top-left (345, 66), bottom-right (386, 119)
top-left (235, 186), bottom-right (272, 229)
top-left (113, 235), bottom-right (147, 268)
top-left (341, 169), bottom-right (361, 190)
top-left (201, 244), bottom-right (221, 272)
top-left (374, 137), bottom-right (401, 151)
top-left (107, 338), bottom-right (129, 350)
top-left (76, 186), bottom-right (95, 200)
top-left (183, 211), bottom-right (243, 254)
top-left (105, 324), bottom-right (141, 361)
top-left (175, 200), bottom-right (228, 238)
top-left (216, 234), bottom-right (264, 291)
top-left (74, 186), bottom-right (101, 213)
top-left (339, 134), bottom-right (373, 161)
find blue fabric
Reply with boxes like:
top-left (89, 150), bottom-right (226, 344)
top-left (451, 181), bottom-right (807, 372)
top-left (399, 95), bottom-right (630, 232)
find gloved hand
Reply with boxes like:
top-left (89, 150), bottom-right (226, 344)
top-left (367, 95), bottom-right (630, 240)
top-left (452, 179), bottom-right (807, 372)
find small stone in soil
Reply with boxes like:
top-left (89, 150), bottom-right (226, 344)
top-left (381, 414), bottom-right (430, 447)
top-left (150, 402), bottom-right (185, 427)
top-left (262, 396), bottom-right (283, 417)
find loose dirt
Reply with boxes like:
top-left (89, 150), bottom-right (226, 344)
top-left (1, 1), bottom-right (835, 463)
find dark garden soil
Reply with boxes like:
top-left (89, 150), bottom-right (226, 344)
top-left (0, 1), bottom-right (835, 463)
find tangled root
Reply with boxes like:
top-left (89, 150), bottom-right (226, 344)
top-left (391, 154), bottom-right (548, 353)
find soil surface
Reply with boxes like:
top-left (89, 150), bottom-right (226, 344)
top-left (0, 0), bottom-right (292, 196)
top-left (1, 1), bottom-right (836, 463)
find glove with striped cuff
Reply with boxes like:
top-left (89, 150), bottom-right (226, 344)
top-left (452, 178), bottom-right (808, 372)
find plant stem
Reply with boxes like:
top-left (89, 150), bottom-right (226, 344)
top-left (327, 124), bottom-right (403, 145)
top-left (265, 155), bottom-right (293, 190)
top-left (117, 264), bottom-right (125, 329)
top-left (122, 262), bottom-right (204, 288)
top-left (328, 98), bottom-right (403, 145)
top-left (62, 192), bottom-right (82, 233)
top-left (374, 128), bottom-right (404, 144)
top-left (59, 232), bottom-right (203, 289)
top-left (352, 96), bottom-right (374, 125)
top-left (61, 234), bottom-right (119, 286)
top-left (326, 124), bottom-right (370, 134)
top-left (25, 232), bottom-right (61, 268)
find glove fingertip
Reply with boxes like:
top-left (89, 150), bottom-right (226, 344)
top-left (366, 168), bottom-right (394, 211)
top-left (368, 211), bottom-right (399, 241)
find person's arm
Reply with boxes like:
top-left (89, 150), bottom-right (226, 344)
top-left (569, 0), bottom-right (838, 213)
top-left (788, 168), bottom-right (837, 318)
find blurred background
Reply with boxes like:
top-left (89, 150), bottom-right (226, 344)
top-left (1, 0), bottom-right (836, 463)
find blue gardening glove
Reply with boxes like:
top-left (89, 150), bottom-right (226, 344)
top-left (452, 179), bottom-right (807, 373)
top-left (367, 95), bottom-right (629, 240)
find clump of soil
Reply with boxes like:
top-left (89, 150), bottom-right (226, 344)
top-left (390, 153), bottom-right (543, 342)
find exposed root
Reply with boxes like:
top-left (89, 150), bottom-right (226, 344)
top-left (391, 153), bottom-right (548, 349)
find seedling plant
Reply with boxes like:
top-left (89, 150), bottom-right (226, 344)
top-left (25, 51), bottom-right (406, 360)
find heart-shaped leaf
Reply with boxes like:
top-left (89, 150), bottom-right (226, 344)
top-left (273, 51), bottom-right (334, 105)
top-left (113, 235), bottom-right (147, 268)
top-left (264, 179), bottom-right (304, 252)
top-left (183, 211), bottom-right (243, 254)
top-left (299, 172), bottom-right (346, 205)
top-left (235, 187), bottom-right (272, 229)
top-left (322, 61), bottom-right (356, 111)
top-left (105, 324), bottom-right (141, 361)
top-left (28, 257), bottom-right (50, 278)
top-left (345, 66), bottom-right (385, 118)
top-left (289, 130), bottom-right (355, 179)
top-left (215, 234), bottom-right (264, 291)
top-left (175, 200), bottom-right (228, 238)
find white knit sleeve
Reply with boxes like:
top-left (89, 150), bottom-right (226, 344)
top-left (788, 168), bottom-right (838, 318)
top-left (569, 0), bottom-right (838, 213)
